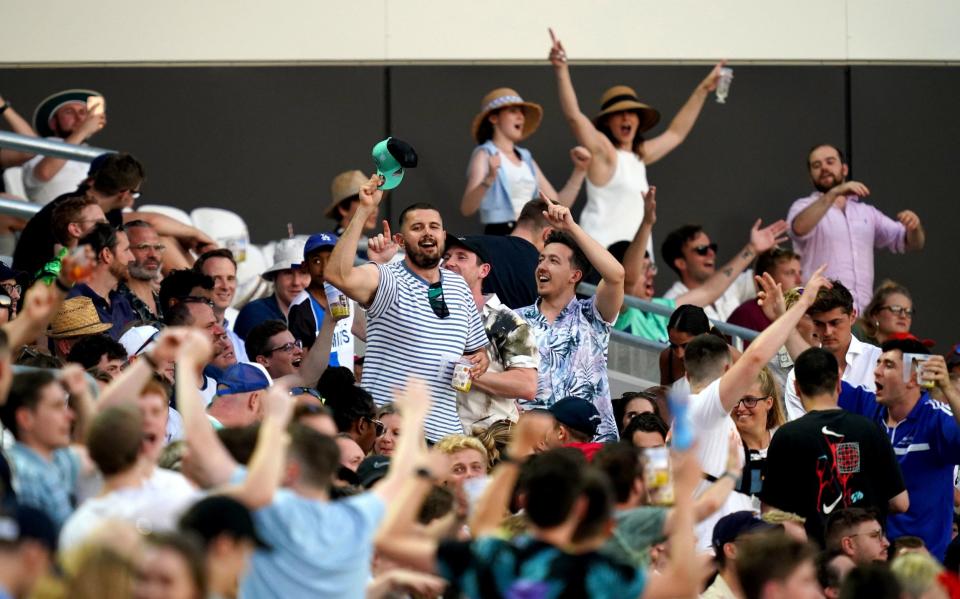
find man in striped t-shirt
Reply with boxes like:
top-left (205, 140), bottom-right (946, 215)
top-left (326, 174), bottom-right (490, 441)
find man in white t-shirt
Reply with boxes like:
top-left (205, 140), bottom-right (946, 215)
top-left (22, 89), bottom-right (106, 205)
top-left (683, 266), bottom-right (830, 551)
top-left (661, 221), bottom-right (788, 322)
top-left (783, 280), bottom-right (881, 421)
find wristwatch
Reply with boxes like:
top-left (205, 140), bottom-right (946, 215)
top-left (0, 102), bottom-right (9, 115)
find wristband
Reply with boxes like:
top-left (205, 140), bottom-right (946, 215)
top-left (0, 103), bottom-right (9, 115)
top-left (140, 352), bottom-right (159, 370)
top-left (54, 277), bottom-right (73, 293)
top-left (721, 471), bottom-right (740, 482)
top-left (479, 179), bottom-right (493, 189)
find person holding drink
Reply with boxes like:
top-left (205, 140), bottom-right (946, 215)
top-left (288, 232), bottom-right (362, 368)
top-left (547, 28), bottom-right (727, 250)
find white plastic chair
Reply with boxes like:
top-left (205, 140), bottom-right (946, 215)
top-left (190, 208), bottom-right (250, 264)
top-left (136, 204), bottom-right (194, 227)
top-left (234, 244), bottom-right (269, 308)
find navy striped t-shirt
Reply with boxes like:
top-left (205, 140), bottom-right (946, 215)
top-left (361, 261), bottom-right (488, 441)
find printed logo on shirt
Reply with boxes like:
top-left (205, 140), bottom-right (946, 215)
top-left (816, 427), bottom-right (862, 516)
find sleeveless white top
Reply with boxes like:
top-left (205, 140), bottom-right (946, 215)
top-left (582, 150), bottom-right (652, 255)
top-left (500, 151), bottom-right (537, 219)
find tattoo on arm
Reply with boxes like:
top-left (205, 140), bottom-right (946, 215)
top-left (722, 267), bottom-right (733, 277)
top-left (740, 248), bottom-right (755, 260)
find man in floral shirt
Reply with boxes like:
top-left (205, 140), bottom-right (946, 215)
top-left (443, 235), bottom-right (539, 433)
top-left (517, 203), bottom-right (625, 441)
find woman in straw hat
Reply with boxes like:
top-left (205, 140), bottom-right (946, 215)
top-left (548, 29), bottom-right (726, 250)
top-left (461, 88), bottom-right (591, 235)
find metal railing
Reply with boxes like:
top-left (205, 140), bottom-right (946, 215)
top-left (577, 282), bottom-right (760, 346)
top-left (0, 131), bottom-right (110, 163)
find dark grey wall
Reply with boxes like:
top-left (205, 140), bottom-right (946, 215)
top-left (1, 64), bottom-right (956, 345)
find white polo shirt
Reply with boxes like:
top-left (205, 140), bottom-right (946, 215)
top-left (784, 335), bottom-right (882, 421)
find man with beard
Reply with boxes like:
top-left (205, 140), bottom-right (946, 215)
top-left (21, 89), bottom-right (106, 205)
top-left (121, 220), bottom-right (164, 323)
top-left (67, 222), bottom-right (136, 340)
top-left (325, 174), bottom-right (489, 442)
top-left (787, 144), bottom-right (925, 312)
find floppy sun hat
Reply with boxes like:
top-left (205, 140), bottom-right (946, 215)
top-left (470, 88), bottom-right (543, 143)
top-left (324, 170), bottom-right (368, 220)
top-left (32, 88), bottom-right (102, 138)
top-left (593, 85), bottom-right (660, 133)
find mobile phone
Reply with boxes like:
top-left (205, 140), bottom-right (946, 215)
top-left (86, 95), bottom-right (105, 116)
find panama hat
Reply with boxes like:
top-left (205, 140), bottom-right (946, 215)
top-left (470, 88), bottom-right (543, 143)
top-left (324, 170), bottom-right (368, 220)
top-left (593, 85), bottom-right (660, 133)
top-left (47, 296), bottom-right (112, 339)
top-left (32, 89), bottom-right (102, 138)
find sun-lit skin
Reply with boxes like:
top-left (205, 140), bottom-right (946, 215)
top-left (808, 145), bottom-right (848, 194)
top-left (621, 396), bottom-right (657, 430)
top-left (772, 560), bottom-right (823, 599)
top-left (336, 436), bottom-right (365, 472)
top-left (257, 330), bottom-right (303, 378)
top-left (770, 258), bottom-right (803, 291)
top-left (400, 209), bottom-right (446, 271)
top-left (273, 268), bottom-right (310, 309)
top-left (678, 231), bottom-right (716, 285)
top-left (809, 307), bottom-right (854, 356)
top-left (138, 392), bottom-right (169, 463)
top-left (134, 544), bottom-right (202, 599)
top-left (604, 110), bottom-right (641, 149)
top-left (446, 448), bottom-right (488, 485)
top-left (732, 380), bottom-right (774, 447)
top-left (873, 292), bottom-right (912, 343)
top-left (374, 412), bottom-right (401, 457)
top-left (22, 382), bottom-right (74, 454)
top-left (200, 257), bottom-right (237, 316)
top-left (50, 102), bottom-right (88, 137)
top-left (95, 354), bottom-right (125, 378)
top-left (489, 105), bottom-right (526, 143)
top-left (535, 243), bottom-right (581, 301)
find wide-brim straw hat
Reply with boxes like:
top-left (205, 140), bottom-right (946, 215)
top-left (47, 296), bottom-right (112, 339)
top-left (470, 88), bottom-right (543, 143)
top-left (324, 170), bottom-right (369, 220)
top-left (32, 89), bottom-right (101, 138)
top-left (592, 85), bottom-right (661, 133)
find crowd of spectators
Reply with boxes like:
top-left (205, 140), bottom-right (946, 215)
top-left (0, 28), bottom-right (956, 599)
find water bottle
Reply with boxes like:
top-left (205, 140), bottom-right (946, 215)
top-left (715, 67), bottom-right (734, 104)
top-left (668, 391), bottom-right (694, 451)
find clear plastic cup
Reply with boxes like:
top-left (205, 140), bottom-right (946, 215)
top-left (641, 446), bottom-right (675, 506)
top-left (324, 282), bottom-right (351, 321)
top-left (716, 67), bottom-right (734, 104)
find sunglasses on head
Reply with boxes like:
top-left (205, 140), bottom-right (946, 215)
top-left (692, 243), bottom-right (718, 256)
top-left (427, 281), bottom-right (449, 319)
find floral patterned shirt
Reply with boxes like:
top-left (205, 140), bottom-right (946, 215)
top-left (518, 296), bottom-right (617, 441)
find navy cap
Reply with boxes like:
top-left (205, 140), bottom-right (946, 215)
top-left (548, 396), bottom-right (601, 439)
top-left (216, 363), bottom-right (272, 396)
top-left (356, 455), bottom-right (390, 489)
top-left (0, 261), bottom-right (22, 282)
top-left (711, 511), bottom-right (775, 552)
top-left (0, 505), bottom-right (58, 552)
top-left (444, 235), bottom-right (489, 264)
top-left (303, 232), bottom-right (339, 259)
top-left (179, 495), bottom-right (271, 550)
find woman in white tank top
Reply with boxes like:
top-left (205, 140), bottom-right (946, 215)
top-left (460, 88), bottom-right (591, 235)
top-left (548, 29), bottom-right (727, 250)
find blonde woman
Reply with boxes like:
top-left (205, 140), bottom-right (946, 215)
top-left (731, 366), bottom-right (785, 506)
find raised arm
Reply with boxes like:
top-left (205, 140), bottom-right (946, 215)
top-left (0, 93), bottom-right (38, 166)
top-left (543, 200), bottom-right (625, 322)
top-left (3, 281), bottom-right (62, 348)
top-left (223, 382), bottom-right (294, 508)
top-left (924, 355), bottom-right (960, 427)
top-left (31, 110), bottom-right (105, 182)
top-left (548, 29), bottom-right (614, 162)
top-left (717, 266), bottom-right (831, 411)
top-left (470, 411), bottom-right (552, 535)
top-left (97, 329), bottom-right (183, 411)
top-left (679, 219), bottom-right (788, 308)
top-left (176, 329), bottom-right (238, 487)
top-left (791, 181), bottom-right (869, 237)
top-left (755, 273), bottom-right (811, 360)
top-left (535, 147), bottom-right (591, 208)
top-left (325, 174), bottom-right (383, 305)
top-left (622, 187), bottom-right (656, 296)
top-left (275, 310), bottom-right (334, 388)
top-left (642, 62), bottom-right (725, 166)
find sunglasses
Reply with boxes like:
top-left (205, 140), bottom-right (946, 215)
top-left (427, 281), bottom-right (449, 319)
top-left (265, 339), bottom-right (303, 355)
top-left (180, 295), bottom-right (215, 309)
top-left (736, 395), bottom-right (769, 409)
top-left (880, 305), bottom-right (915, 317)
top-left (692, 243), bottom-right (718, 256)
top-left (365, 417), bottom-right (386, 437)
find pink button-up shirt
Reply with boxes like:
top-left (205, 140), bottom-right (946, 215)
top-left (787, 192), bottom-right (906, 312)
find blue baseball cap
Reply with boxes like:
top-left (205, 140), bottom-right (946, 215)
top-left (216, 363), bottom-right (272, 396)
top-left (303, 232), bottom-right (339, 259)
top-left (548, 396), bottom-right (601, 439)
top-left (711, 511), bottom-right (775, 553)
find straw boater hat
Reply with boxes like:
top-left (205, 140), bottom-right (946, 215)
top-left (593, 85), bottom-right (661, 133)
top-left (32, 89), bottom-right (102, 138)
top-left (47, 297), bottom-right (112, 339)
top-left (324, 170), bottom-right (369, 220)
top-left (470, 88), bottom-right (543, 143)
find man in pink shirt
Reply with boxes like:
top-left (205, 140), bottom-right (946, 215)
top-left (787, 144), bottom-right (925, 312)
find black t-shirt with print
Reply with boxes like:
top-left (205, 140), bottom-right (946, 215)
top-left (761, 409), bottom-right (906, 543)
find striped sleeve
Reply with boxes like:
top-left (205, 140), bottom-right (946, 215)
top-left (368, 263), bottom-right (398, 319)
top-left (465, 304), bottom-right (488, 353)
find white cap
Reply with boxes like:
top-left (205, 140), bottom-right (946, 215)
top-left (119, 325), bottom-right (160, 357)
top-left (262, 238), bottom-right (306, 281)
